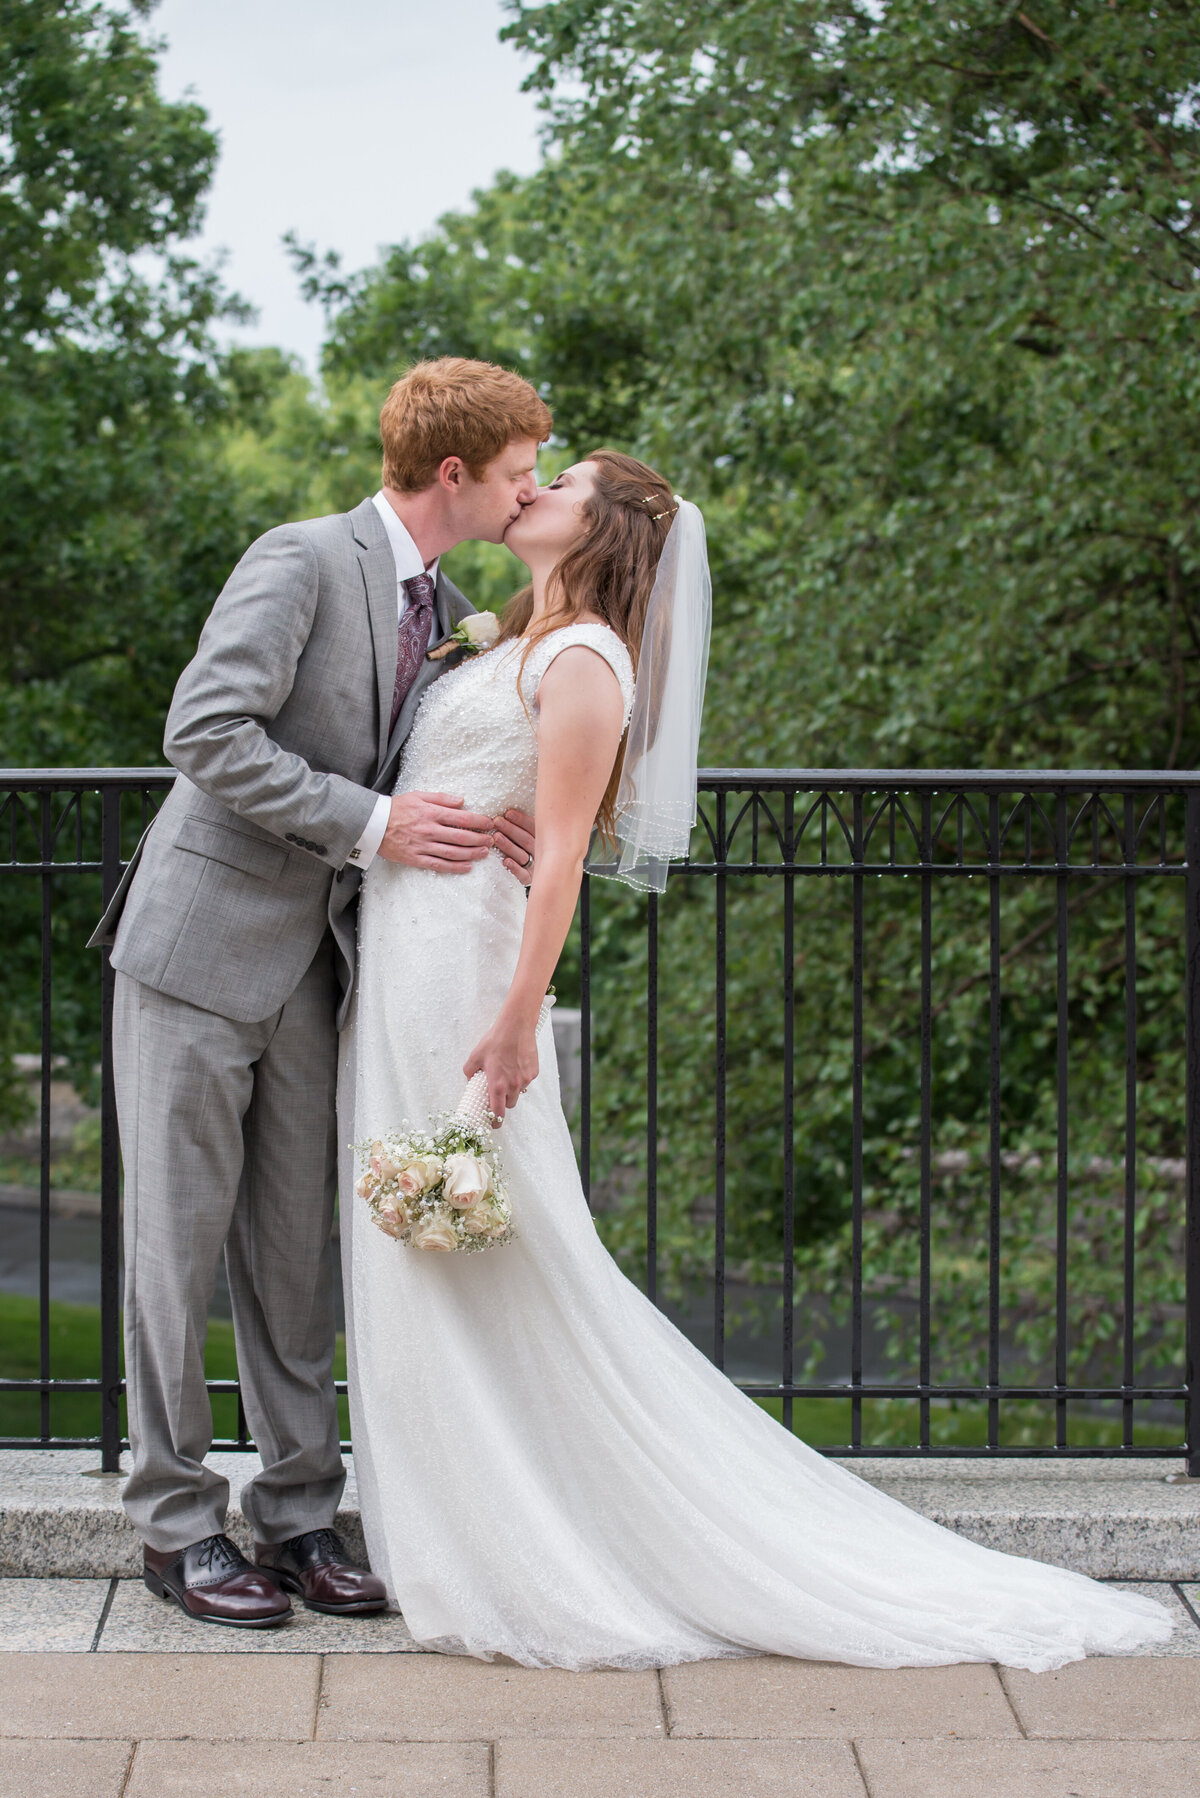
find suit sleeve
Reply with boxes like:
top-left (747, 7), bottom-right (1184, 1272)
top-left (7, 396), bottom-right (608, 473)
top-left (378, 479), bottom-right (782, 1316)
top-left (164, 525), bottom-right (379, 867)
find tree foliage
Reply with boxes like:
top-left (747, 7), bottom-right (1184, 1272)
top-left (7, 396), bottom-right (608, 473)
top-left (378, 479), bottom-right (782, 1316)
top-left (2, 1), bottom-right (1198, 1433)
top-left (0, 0), bottom-right (248, 756)
top-left (500, 0), bottom-right (1200, 770)
top-left (491, 1), bottom-right (1200, 1423)
top-left (0, 0), bottom-right (256, 1119)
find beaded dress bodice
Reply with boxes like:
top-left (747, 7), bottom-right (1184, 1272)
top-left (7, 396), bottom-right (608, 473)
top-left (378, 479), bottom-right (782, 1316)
top-left (395, 621), bottom-right (635, 821)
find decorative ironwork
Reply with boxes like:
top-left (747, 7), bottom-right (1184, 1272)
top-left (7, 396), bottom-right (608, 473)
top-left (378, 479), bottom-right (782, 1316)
top-left (0, 768), bottom-right (1196, 1476)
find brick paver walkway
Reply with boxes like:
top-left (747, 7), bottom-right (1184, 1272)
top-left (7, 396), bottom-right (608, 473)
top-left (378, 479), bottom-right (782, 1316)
top-left (1, 1578), bottom-right (1198, 1795)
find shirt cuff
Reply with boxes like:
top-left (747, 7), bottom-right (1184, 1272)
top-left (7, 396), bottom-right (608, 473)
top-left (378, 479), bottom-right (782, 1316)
top-left (345, 793), bottom-right (391, 869)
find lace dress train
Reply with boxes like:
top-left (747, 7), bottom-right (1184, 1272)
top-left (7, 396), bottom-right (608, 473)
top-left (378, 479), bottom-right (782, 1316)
top-left (339, 623), bottom-right (1173, 1671)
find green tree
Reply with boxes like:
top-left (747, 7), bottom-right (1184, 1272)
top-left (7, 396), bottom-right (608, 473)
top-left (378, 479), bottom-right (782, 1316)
top-left (4, 0), bottom-right (1195, 1438)
top-left (0, 0), bottom-right (260, 1117)
top-left (299, 1), bottom-right (1199, 1427)
top-left (504, 0), bottom-right (1200, 769)
top-left (497, 0), bottom-right (1200, 1427)
top-left (0, 0), bottom-right (253, 764)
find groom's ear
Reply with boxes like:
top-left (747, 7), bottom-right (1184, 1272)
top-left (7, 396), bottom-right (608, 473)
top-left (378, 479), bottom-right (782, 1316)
top-left (437, 456), bottom-right (470, 494)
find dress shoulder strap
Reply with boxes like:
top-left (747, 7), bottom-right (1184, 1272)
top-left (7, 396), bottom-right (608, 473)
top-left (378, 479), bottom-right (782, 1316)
top-left (521, 622), bottom-right (636, 730)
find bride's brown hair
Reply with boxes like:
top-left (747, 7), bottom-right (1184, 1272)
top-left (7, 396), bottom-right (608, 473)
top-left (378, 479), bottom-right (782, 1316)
top-left (496, 449), bottom-right (677, 841)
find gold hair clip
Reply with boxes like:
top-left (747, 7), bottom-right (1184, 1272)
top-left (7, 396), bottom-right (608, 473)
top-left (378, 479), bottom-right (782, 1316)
top-left (643, 493), bottom-right (678, 522)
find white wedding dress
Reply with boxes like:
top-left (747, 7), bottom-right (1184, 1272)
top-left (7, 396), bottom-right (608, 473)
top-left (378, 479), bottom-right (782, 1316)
top-left (339, 621), bottom-right (1172, 1671)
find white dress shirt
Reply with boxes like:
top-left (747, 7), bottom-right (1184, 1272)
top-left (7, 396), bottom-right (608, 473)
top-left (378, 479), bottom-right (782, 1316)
top-left (346, 494), bottom-right (441, 868)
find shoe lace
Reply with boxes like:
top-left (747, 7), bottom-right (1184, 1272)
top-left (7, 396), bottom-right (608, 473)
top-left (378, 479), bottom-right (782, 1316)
top-left (194, 1535), bottom-right (241, 1573)
top-left (289, 1527), bottom-right (343, 1561)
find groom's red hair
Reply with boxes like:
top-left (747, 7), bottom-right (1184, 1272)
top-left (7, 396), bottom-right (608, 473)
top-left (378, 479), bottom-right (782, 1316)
top-left (380, 358), bottom-right (552, 492)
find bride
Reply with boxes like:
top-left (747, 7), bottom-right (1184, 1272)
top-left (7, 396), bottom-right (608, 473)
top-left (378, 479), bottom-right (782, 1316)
top-left (339, 450), bottom-right (1171, 1672)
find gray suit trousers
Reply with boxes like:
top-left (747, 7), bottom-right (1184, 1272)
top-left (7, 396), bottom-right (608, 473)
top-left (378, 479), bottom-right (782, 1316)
top-left (114, 939), bottom-right (344, 1551)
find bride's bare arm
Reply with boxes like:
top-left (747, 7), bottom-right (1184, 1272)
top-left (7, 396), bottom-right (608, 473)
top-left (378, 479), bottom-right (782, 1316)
top-left (463, 645), bottom-right (627, 1121)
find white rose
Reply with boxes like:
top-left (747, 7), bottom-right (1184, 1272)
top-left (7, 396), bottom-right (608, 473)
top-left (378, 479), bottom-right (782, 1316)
top-left (442, 1152), bottom-right (490, 1209)
top-left (355, 1173), bottom-right (377, 1200)
top-left (397, 1155), bottom-right (443, 1198)
top-left (410, 1212), bottom-right (459, 1252)
top-left (460, 612), bottom-right (500, 647)
top-left (375, 1201), bottom-right (410, 1239)
top-left (459, 1205), bottom-right (493, 1236)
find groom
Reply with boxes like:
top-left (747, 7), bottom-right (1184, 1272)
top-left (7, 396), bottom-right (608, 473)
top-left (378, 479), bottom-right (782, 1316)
top-left (91, 358), bottom-right (552, 1627)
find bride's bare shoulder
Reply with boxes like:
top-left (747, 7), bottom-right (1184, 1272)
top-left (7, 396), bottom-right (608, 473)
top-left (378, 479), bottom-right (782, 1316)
top-left (528, 622), bottom-right (634, 729)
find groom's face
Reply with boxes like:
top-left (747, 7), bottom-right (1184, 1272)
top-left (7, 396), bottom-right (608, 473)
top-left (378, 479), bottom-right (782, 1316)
top-left (451, 439), bottom-right (541, 544)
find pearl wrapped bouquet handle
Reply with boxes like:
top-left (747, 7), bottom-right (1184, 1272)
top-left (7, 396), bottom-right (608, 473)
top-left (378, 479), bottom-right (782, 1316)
top-left (454, 994), bottom-right (556, 1131)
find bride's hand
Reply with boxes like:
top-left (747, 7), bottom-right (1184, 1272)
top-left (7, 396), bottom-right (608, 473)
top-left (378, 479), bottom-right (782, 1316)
top-left (463, 1014), bottom-right (539, 1126)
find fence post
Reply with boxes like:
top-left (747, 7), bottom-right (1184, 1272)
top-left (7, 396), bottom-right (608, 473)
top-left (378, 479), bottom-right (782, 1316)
top-left (38, 793), bottom-right (52, 1444)
top-left (98, 785), bottom-right (123, 1472)
top-left (1185, 792), bottom-right (1200, 1478)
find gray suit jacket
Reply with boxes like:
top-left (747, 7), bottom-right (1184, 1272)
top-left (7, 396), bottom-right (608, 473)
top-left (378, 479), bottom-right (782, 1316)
top-left (90, 497), bottom-right (474, 1026)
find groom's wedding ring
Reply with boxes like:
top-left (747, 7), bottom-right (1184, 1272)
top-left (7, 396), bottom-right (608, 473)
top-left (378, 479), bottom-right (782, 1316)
top-left (523, 849), bottom-right (534, 869)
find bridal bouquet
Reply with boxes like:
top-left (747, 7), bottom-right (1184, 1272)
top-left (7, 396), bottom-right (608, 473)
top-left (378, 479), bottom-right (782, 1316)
top-left (353, 1098), bottom-right (512, 1254)
top-left (352, 996), bottom-right (553, 1254)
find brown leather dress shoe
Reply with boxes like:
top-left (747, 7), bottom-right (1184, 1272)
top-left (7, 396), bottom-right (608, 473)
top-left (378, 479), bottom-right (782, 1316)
top-left (254, 1527), bottom-right (387, 1615)
top-left (143, 1534), bottom-right (292, 1628)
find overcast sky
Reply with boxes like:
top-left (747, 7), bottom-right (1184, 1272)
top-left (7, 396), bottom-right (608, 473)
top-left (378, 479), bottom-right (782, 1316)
top-left (151, 0), bottom-right (545, 370)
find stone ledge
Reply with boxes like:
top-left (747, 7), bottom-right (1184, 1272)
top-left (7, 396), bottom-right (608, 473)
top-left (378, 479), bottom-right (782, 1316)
top-left (834, 1456), bottom-right (1200, 1580)
top-left (0, 1450), bottom-right (1195, 1581)
top-left (0, 1452), bottom-right (365, 1579)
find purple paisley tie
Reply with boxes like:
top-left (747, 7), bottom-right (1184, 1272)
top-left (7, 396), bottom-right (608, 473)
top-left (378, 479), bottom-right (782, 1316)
top-left (390, 571), bottom-right (437, 735)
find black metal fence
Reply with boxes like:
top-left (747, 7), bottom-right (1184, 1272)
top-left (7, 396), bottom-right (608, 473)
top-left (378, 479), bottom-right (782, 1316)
top-left (1, 768), bottom-right (1197, 1475)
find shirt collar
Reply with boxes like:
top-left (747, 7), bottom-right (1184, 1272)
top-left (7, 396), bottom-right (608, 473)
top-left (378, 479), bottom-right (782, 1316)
top-left (372, 491), bottom-right (440, 585)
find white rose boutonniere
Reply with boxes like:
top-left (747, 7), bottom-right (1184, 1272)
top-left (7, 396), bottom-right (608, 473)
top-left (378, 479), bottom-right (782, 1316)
top-left (427, 610), bottom-right (501, 662)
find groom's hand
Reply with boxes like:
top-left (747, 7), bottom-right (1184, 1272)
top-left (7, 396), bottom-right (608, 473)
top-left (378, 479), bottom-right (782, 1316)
top-left (377, 792), bottom-right (493, 873)
top-left (492, 808), bottom-right (536, 886)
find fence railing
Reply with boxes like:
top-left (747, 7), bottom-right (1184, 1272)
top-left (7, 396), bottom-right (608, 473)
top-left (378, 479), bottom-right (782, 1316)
top-left (1, 768), bottom-right (1196, 1475)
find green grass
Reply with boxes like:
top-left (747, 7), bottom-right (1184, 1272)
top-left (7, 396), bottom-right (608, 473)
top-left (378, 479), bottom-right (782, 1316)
top-left (753, 1395), bottom-right (1185, 1452)
top-left (0, 1294), bottom-right (349, 1444)
top-left (0, 1294), bottom-right (1182, 1452)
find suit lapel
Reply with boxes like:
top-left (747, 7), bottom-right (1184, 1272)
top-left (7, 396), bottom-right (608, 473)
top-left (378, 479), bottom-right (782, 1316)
top-left (433, 567), bottom-right (456, 644)
top-left (350, 499), bottom-right (400, 783)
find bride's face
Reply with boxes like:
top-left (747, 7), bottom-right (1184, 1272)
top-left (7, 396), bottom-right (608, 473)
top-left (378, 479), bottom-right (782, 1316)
top-left (503, 461), bottom-right (598, 563)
